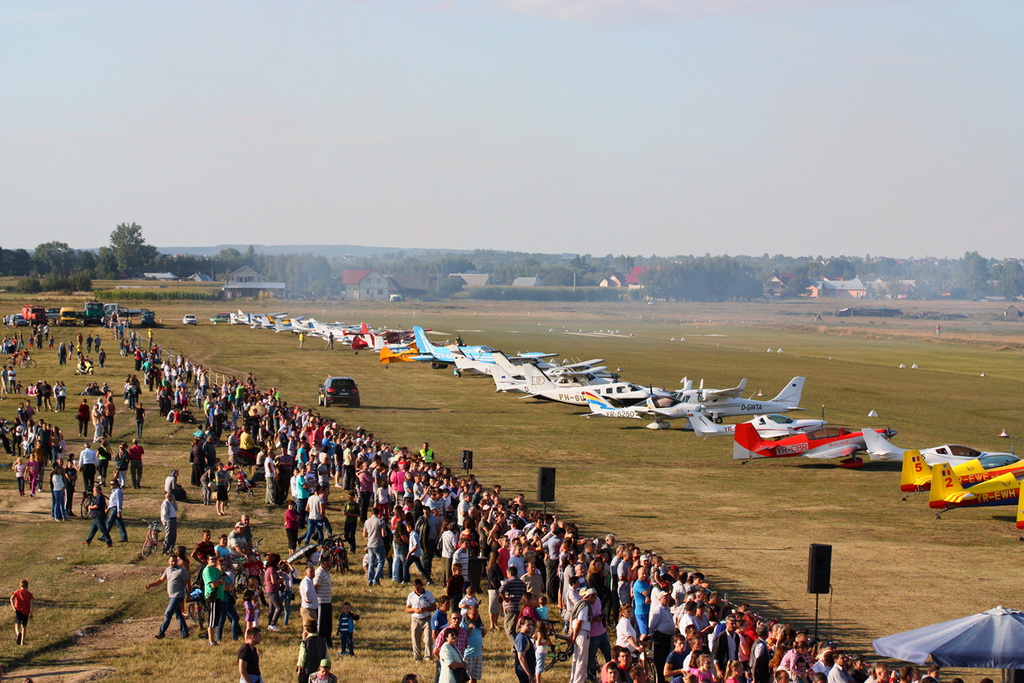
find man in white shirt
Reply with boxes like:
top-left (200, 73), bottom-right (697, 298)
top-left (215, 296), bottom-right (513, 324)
top-left (404, 579), bottom-right (436, 662)
top-left (569, 587), bottom-right (597, 683)
top-left (313, 557), bottom-right (334, 646)
top-left (299, 565), bottom-right (319, 634)
top-left (79, 442), bottom-right (99, 491)
top-left (160, 491), bottom-right (177, 554)
top-left (107, 479), bottom-right (128, 543)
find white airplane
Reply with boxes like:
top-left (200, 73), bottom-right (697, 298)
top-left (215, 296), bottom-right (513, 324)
top-left (862, 430), bottom-right (1017, 467)
top-left (515, 362), bottom-right (668, 406)
top-left (490, 353), bottom-right (617, 392)
top-left (686, 412), bottom-right (828, 438)
top-left (230, 310), bottom-right (253, 325)
top-left (582, 376), bottom-right (806, 429)
top-left (451, 348), bottom-right (559, 376)
top-left (652, 376), bottom-right (806, 425)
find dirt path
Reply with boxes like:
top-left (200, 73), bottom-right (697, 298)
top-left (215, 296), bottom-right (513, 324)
top-left (3, 615), bottom-right (161, 682)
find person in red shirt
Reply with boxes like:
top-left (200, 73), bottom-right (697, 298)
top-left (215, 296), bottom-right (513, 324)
top-left (128, 438), bottom-right (145, 488)
top-left (10, 578), bottom-right (33, 646)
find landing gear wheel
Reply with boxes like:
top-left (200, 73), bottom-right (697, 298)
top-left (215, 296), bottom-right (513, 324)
top-left (838, 456), bottom-right (865, 469)
top-left (714, 416), bottom-right (723, 424)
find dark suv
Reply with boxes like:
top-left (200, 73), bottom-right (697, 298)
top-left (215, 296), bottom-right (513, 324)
top-left (318, 376), bottom-right (360, 407)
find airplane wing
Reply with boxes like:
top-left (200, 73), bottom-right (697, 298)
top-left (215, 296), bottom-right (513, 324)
top-left (700, 378), bottom-right (748, 400)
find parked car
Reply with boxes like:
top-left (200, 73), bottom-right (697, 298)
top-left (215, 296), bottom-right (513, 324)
top-left (209, 313), bottom-right (231, 324)
top-left (11, 314), bottom-right (29, 327)
top-left (182, 314), bottom-right (198, 325)
top-left (318, 376), bottom-right (360, 407)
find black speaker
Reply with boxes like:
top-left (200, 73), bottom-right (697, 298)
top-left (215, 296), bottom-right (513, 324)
top-left (461, 450), bottom-right (473, 470)
top-left (807, 543), bottom-right (832, 594)
top-left (538, 467), bottom-right (556, 502)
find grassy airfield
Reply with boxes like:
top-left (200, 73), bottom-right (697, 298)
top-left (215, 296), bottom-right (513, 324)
top-left (1, 297), bottom-right (1023, 682)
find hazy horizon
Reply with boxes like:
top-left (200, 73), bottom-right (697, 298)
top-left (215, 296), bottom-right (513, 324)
top-left (2, 1), bottom-right (1021, 259)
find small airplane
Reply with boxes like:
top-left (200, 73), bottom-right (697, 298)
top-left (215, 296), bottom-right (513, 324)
top-left (671, 377), bottom-right (806, 423)
top-left (582, 376), bottom-right (806, 429)
top-left (862, 430), bottom-right (1016, 466)
top-left (410, 326), bottom-right (554, 374)
top-left (515, 363), bottom-right (668, 407)
top-left (492, 353), bottom-right (617, 393)
top-left (230, 310), bottom-right (253, 325)
top-left (380, 345), bottom-right (420, 364)
top-left (928, 461), bottom-right (1022, 513)
top-left (732, 423), bottom-right (898, 467)
top-left (899, 450), bottom-right (1024, 494)
top-left (686, 411), bottom-right (828, 438)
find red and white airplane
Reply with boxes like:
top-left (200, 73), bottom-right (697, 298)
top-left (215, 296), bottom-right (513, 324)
top-left (732, 423), bottom-right (897, 468)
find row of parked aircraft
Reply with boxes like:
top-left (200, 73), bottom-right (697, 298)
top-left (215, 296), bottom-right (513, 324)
top-left (228, 311), bottom-right (415, 350)
top-left (233, 312), bottom-right (1022, 529)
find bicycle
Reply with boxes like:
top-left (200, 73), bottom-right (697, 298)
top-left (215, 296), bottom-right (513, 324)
top-left (638, 636), bottom-right (657, 683)
top-left (20, 357), bottom-right (36, 369)
top-left (319, 535), bottom-right (350, 574)
top-left (80, 491), bottom-right (94, 519)
top-left (141, 520), bottom-right (161, 558)
top-left (541, 620), bottom-right (574, 672)
top-left (186, 587), bottom-right (208, 629)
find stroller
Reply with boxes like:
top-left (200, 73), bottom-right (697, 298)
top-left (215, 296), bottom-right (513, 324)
top-left (230, 465), bottom-right (256, 497)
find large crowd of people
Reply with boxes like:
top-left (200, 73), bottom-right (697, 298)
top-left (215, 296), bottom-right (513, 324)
top-left (3, 319), bottom-right (979, 683)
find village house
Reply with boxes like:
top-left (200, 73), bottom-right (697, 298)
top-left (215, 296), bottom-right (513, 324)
top-left (340, 269), bottom-right (390, 300)
top-left (808, 277), bottom-right (869, 299)
top-left (221, 266), bottom-right (286, 299)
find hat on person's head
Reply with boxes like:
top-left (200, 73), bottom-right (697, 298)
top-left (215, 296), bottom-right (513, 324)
top-left (580, 588), bottom-right (597, 598)
top-left (319, 658), bottom-right (331, 668)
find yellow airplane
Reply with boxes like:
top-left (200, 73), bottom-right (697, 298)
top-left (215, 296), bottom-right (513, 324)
top-left (379, 344), bottom-right (420, 365)
top-left (928, 462), bottom-right (1022, 515)
top-left (901, 451), bottom-right (1024, 495)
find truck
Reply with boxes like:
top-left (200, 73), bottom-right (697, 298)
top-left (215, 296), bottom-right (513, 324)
top-left (20, 305), bottom-right (46, 325)
top-left (82, 301), bottom-right (105, 326)
top-left (58, 307), bottom-right (78, 326)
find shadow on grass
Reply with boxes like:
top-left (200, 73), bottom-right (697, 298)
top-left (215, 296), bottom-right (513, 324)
top-left (353, 406), bottom-right (439, 412)
top-left (5, 603), bottom-right (131, 673)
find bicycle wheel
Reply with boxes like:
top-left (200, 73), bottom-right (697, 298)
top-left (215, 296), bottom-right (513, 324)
top-left (80, 495), bottom-right (92, 519)
top-left (141, 532), bottom-right (156, 557)
top-left (187, 601), bottom-right (205, 628)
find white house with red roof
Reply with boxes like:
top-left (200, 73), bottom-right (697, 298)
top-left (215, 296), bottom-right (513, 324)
top-left (340, 269), bottom-right (390, 300)
top-left (624, 266), bottom-right (649, 289)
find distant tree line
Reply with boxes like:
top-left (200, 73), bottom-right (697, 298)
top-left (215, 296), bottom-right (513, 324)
top-left (2, 223), bottom-right (1023, 301)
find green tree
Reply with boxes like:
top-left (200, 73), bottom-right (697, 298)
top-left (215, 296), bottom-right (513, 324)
top-left (107, 222), bottom-right (158, 273)
top-left (33, 241), bottom-right (77, 274)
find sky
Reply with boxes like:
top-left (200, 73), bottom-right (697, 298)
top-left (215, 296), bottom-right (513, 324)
top-left (1, 0), bottom-right (1021, 259)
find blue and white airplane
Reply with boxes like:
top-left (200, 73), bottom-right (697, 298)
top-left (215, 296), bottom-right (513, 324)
top-left (411, 326), bottom-right (554, 374)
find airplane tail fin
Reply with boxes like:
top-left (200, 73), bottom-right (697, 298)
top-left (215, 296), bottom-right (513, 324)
top-left (929, 463), bottom-right (963, 508)
top-left (584, 391), bottom-right (618, 415)
top-left (863, 428), bottom-right (905, 461)
top-left (771, 377), bottom-right (806, 408)
top-left (688, 412), bottom-right (727, 436)
top-left (360, 322), bottom-right (369, 334)
top-left (733, 423), bottom-right (769, 460)
top-left (521, 362), bottom-right (555, 391)
top-left (1016, 488), bottom-right (1024, 530)
top-left (900, 451), bottom-right (930, 492)
top-left (412, 326), bottom-right (435, 355)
